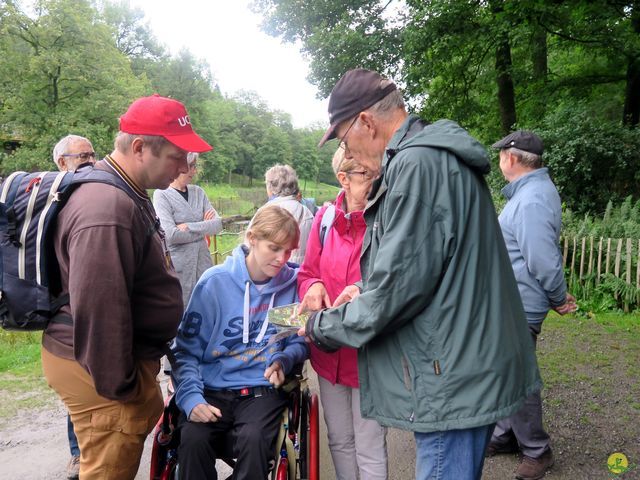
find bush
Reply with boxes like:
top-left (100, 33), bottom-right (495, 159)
top-left (538, 104), bottom-right (640, 215)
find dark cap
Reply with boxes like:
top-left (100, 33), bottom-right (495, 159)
top-left (491, 130), bottom-right (544, 155)
top-left (318, 69), bottom-right (398, 147)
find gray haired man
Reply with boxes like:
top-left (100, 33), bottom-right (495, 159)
top-left (52, 133), bottom-right (95, 479)
top-left (53, 134), bottom-right (96, 172)
top-left (489, 130), bottom-right (576, 480)
top-left (300, 69), bottom-right (541, 480)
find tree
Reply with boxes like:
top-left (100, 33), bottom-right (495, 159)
top-left (0, 0), bottom-right (146, 172)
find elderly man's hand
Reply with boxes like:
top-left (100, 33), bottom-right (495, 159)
top-left (333, 284), bottom-right (360, 307)
top-left (189, 403), bottom-right (222, 423)
top-left (264, 361), bottom-right (285, 387)
top-left (553, 293), bottom-right (577, 315)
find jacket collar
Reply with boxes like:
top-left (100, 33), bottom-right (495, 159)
top-left (365, 114), bottom-right (424, 211)
top-left (501, 167), bottom-right (550, 200)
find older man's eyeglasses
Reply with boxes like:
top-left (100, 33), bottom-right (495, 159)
top-left (338, 115), bottom-right (359, 153)
top-left (62, 151), bottom-right (96, 161)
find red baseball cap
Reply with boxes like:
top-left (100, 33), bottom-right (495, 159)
top-left (119, 94), bottom-right (212, 153)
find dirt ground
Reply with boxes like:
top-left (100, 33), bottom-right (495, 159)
top-left (1, 317), bottom-right (638, 479)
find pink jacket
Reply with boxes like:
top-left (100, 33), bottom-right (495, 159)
top-left (297, 191), bottom-right (366, 388)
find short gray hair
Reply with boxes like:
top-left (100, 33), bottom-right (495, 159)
top-left (265, 164), bottom-right (300, 197)
top-left (365, 82), bottom-right (405, 118)
top-left (52, 135), bottom-right (91, 168)
top-left (506, 147), bottom-right (543, 169)
top-left (114, 132), bottom-right (170, 156)
top-left (187, 152), bottom-right (199, 166)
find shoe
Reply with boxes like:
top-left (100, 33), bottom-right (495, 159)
top-left (486, 437), bottom-right (520, 457)
top-left (66, 455), bottom-right (80, 480)
top-left (515, 450), bottom-right (554, 480)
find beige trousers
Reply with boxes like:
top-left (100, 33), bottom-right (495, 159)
top-left (42, 347), bottom-right (163, 480)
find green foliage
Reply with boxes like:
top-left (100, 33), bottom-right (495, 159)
top-left (538, 105), bottom-right (640, 214)
top-left (563, 196), bottom-right (640, 239)
top-left (253, 0), bottom-right (640, 214)
top-left (0, 0), bottom-right (331, 186)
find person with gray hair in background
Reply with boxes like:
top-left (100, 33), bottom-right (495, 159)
top-left (53, 134), bottom-right (96, 173)
top-left (153, 152), bottom-right (222, 307)
top-left (299, 69), bottom-right (541, 480)
top-left (488, 130), bottom-right (576, 480)
top-left (265, 164), bottom-right (313, 265)
top-left (52, 133), bottom-right (96, 479)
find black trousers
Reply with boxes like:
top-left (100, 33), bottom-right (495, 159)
top-left (178, 388), bottom-right (287, 480)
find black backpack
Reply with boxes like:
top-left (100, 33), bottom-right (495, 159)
top-left (0, 165), bottom-right (156, 331)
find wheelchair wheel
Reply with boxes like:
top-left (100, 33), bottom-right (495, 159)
top-left (298, 388), bottom-right (320, 480)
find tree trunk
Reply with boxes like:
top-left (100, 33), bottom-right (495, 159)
top-left (495, 35), bottom-right (517, 135)
top-left (531, 24), bottom-right (547, 82)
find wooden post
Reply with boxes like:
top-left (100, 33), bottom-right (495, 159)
top-left (597, 237), bottom-right (603, 284)
top-left (588, 236), bottom-right (594, 276)
top-left (579, 237), bottom-right (586, 279)
top-left (570, 237), bottom-right (577, 283)
top-left (605, 238), bottom-right (612, 275)
top-left (637, 239), bottom-right (640, 290)
top-left (626, 239), bottom-right (632, 284)
top-left (614, 239), bottom-right (623, 278)
top-left (563, 237), bottom-right (569, 267)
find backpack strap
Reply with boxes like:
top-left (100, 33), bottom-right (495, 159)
top-left (318, 205), bottom-right (336, 249)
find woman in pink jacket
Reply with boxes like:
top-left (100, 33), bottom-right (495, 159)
top-left (298, 147), bottom-right (388, 479)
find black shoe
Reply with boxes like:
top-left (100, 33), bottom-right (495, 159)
top-left (486, 437), bottom-right (520, 457)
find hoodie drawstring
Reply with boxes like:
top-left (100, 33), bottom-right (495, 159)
top-left (243, 281), bottom-right (276, 344)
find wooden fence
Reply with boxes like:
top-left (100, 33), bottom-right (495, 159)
top-left (562, 236), bottom-right (640, 311)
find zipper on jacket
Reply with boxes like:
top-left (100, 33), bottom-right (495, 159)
top-left (433, 360), bottom-right (442, 376)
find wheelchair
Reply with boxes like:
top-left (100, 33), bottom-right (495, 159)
top-left (149, 372), bottom-right (320, 480)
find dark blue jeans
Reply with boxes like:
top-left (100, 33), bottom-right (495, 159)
top-left (67, 414), bottom-right (80, 457)
top-left (415, 424), bottom-right (494, 480)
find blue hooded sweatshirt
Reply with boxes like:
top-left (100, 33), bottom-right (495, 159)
top-left (173, 245), bottom-right (309, 418)
top-left (499, 167), bottom-right (567, 325)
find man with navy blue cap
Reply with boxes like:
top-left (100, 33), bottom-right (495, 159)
top-left (488, 130), bottom-right (576, 480)
top-left (301, 69), bottom-right (542, 480)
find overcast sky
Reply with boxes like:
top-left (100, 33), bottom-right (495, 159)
top-left (129, 0), bottom-right (329, 128)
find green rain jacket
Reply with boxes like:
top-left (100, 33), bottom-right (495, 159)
top-left (310, 115), bottom-right (541, 432)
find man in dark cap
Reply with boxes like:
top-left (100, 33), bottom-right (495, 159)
top-left (488, 130), bottom-right (576, 480)
top-left (41, 94), bottom-right (212, 479)
top-left (301, 68), bottom-right (542, 479)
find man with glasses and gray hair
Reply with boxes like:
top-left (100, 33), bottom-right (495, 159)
top-left (52, 134), bottom-right (96, 172)
top-left (51, 133), bottom-right (96, 479)
top-left (300, 69), bottom-right (541, 479)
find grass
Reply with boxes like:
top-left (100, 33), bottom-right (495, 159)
top-left (200, 180), bottom-right (339, 216)
top-left (0, 331), bottom-right (54, 417)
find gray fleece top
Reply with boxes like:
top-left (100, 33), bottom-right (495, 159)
top-left (153, 185), bottom-right (222, 306)
top-left (499, 168), bottom-right (567, 324)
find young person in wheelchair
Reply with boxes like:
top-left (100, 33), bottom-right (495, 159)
top-left (172, 205), bottom-right (310, 480)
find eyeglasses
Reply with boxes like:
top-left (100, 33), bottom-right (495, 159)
top-left (346, 170), bottom-right (377, 181)
top-left (62, 151), bottom-right (96, 161)
top-left (188, 163), bottom-right (197, 170)
top-left (338, 115), bottom-right (359, 154)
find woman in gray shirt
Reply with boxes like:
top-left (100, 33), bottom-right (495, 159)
top-left (153, 153), bottom-right (222, 306)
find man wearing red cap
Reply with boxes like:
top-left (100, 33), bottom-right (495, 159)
top-left (41, 94), bottom-right (212, 479)
top-left (301, 69), bottom-right (541, 480)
